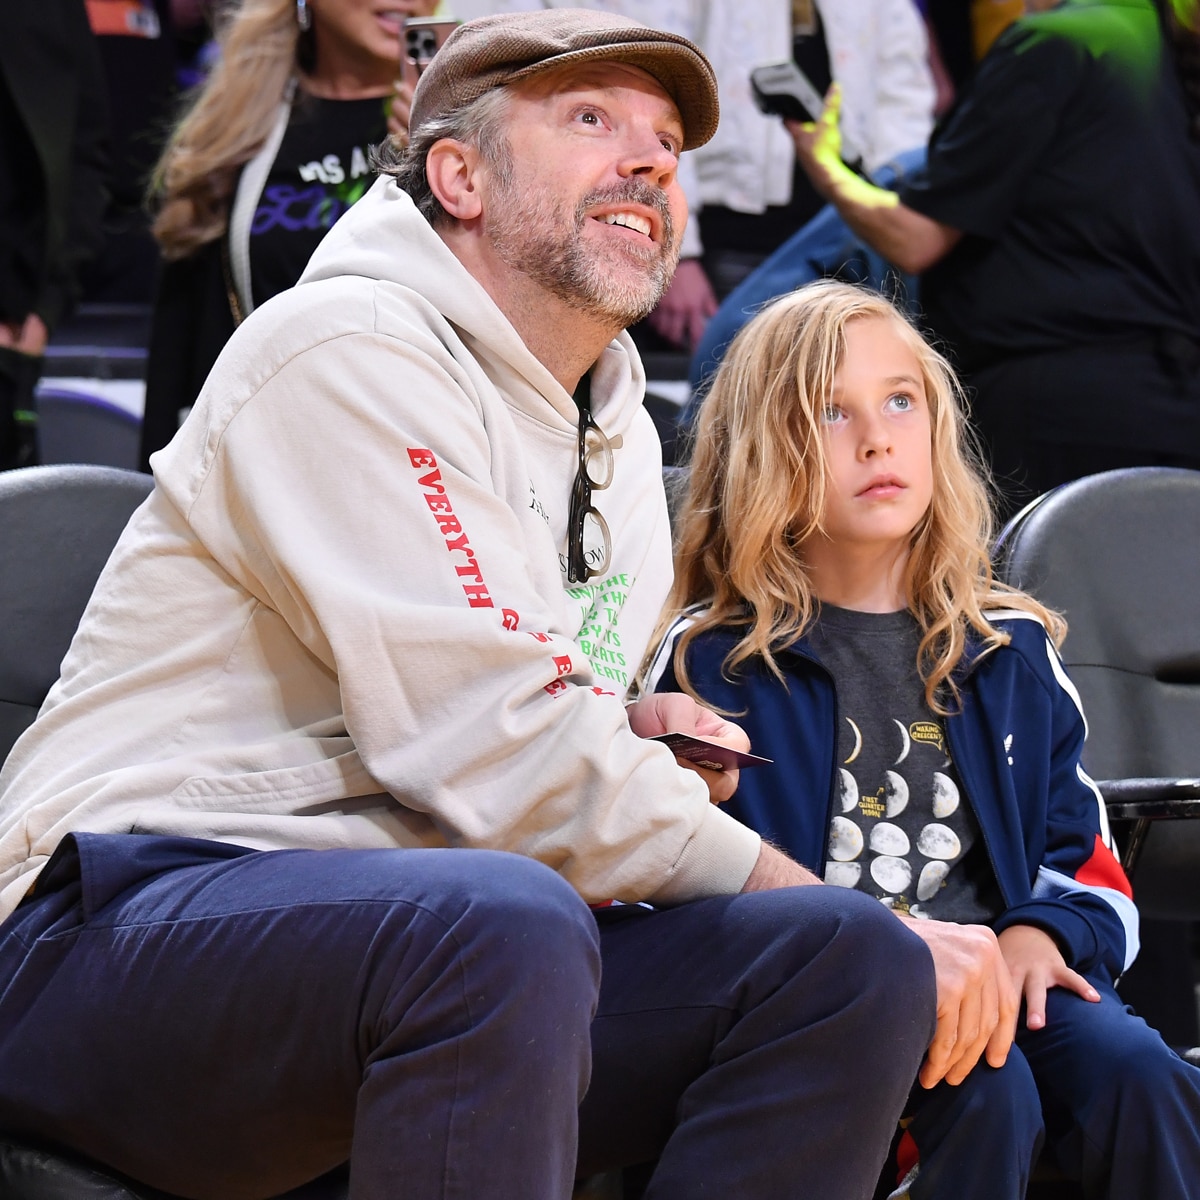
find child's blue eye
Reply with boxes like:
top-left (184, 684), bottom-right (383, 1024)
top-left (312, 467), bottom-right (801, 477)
top-left (821, 405), bottom-right (845, 424)
top-left (887, 393), bottom-right (913, 412)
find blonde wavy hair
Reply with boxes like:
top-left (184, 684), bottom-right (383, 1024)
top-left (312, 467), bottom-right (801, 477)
top-left (658, 280), bottom-right (1064, 715)
top-left (151, 0), bottom-right (306, 260)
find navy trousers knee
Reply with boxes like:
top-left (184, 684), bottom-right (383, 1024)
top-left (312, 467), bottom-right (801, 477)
top-left (0, 834), bottom-right (600, 1200)
top-left (579, 885), bottom-right (937, 1199)
top-left (1022, 982), bottom-right (1200, 1200)
top-left (890, 1050), bottom-right (1043, 1200)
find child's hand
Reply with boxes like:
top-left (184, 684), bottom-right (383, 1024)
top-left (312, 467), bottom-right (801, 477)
top-left (626, 692), bottom-right (750, 805)
top-left (997, 923), bottom-right (1100, 1031)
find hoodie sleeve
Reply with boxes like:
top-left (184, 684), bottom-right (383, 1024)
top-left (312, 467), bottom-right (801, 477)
top-left (990, 628), bottom-right (1138, 984)
top-left (172, 322), bottom-right (760, 907)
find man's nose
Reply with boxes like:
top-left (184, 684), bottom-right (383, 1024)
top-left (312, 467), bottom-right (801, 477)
top-left (616, 129), bottom-right (678, 185)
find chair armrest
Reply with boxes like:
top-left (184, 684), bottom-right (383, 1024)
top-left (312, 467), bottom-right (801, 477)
top-left (1097, 777), bottom-right (1200, 821)
top-left (1096, 778), bottom-right (1200, 873)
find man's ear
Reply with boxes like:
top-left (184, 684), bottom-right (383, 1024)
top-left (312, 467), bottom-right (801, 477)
top-left (426, 139), bottom-right (484, 221)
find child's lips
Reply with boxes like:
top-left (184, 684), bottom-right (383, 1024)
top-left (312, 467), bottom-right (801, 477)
top-left (857, 477), bottom-right (905, 498)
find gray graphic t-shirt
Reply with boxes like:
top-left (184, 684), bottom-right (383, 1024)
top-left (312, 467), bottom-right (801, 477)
top-left (808, 604), bottom-right (1002, 923)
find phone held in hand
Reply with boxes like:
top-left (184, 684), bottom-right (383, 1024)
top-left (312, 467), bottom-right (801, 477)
top-left (749, 60), bottom-right (825, 124)
top-left (399, 17), bottom-right (459, 90)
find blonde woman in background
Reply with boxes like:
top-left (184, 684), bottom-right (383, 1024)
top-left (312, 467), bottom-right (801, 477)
top-left (140, 0), bottom-right (445, 469)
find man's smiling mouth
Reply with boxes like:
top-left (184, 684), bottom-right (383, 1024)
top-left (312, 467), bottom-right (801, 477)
top-left (599, 211), bottom-right (653, 238)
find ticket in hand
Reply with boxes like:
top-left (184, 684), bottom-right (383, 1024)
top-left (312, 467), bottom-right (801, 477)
top-left (650, 732), bottom-right (773, 771)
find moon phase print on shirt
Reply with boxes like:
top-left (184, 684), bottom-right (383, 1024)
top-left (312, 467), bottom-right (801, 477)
top-left (828, 816), bottom-right (864, 861)
top-left (844, 718), bottom-right (863, 763)
top-left (838, 768), bottom-right (859, 812)
top-left (917, 860), bottom-right (949, 901)
top-left (931, 772), bottom-right (959, 817)
top-left (822, 702), bottom-right (974, 914)
top-left (883, 771), bottom-right (909, 816)
top-left (811, 606), bottom-right (994, 921)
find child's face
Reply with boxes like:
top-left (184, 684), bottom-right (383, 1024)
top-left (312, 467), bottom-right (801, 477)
top-left (813, 316), bottom-right (933, 559)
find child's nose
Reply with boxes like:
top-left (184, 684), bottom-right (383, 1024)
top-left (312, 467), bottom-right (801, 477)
top-left (858, 418), bottom-right (892, 458)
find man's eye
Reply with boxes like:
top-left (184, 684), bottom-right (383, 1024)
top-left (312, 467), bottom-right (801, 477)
top-left (578, 110), bottom-right (601, 126)
top-left (661, 137), bottom-right (680, 155)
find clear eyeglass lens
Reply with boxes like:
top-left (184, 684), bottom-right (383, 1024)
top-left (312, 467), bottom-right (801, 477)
top-left (583, 424), bottom-right (613, 490)
top-left (580, 506), bottom-right (612, 579)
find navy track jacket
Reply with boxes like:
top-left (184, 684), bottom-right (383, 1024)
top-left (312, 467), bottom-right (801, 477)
top-left (648, 610), bottom-right (1138, 984)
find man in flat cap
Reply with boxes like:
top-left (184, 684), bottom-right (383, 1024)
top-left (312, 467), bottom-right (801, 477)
top-left (0, 10), bottom-right (1012, 1198)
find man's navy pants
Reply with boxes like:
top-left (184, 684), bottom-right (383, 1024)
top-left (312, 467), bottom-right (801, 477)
top-left (0, 834), bottom-right (936, 1199)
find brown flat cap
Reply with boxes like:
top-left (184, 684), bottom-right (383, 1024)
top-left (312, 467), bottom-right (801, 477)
top-left (409, 8), bottom-right (719, 151)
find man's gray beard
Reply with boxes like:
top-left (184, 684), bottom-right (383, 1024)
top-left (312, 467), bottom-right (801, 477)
top-left (490, 179), bottom-right (679, 327)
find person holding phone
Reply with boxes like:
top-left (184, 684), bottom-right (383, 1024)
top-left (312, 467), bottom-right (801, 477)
top-left (787, 0), bottom-right (1200, 519)
top-left (140, 0), bottom-right (445, 469)
top-left (657, 0), bottom-right (935, 347)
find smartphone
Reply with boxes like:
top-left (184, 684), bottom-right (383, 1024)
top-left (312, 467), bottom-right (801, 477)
top-left (749, 60), bottom-right (826, 124)
top-left (400, 17), bottom-right (459, 90)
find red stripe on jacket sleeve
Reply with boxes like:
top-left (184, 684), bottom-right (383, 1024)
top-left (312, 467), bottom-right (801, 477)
top-left (1075, 834), bottom-right (1133, 899)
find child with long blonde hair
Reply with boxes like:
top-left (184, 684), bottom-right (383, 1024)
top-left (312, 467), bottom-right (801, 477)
top-left (647, 280), bottom-right (1200, 1200)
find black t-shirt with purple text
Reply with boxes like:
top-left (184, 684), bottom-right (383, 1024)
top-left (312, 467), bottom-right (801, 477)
top-left (249, 93), bottom-right (389, 308)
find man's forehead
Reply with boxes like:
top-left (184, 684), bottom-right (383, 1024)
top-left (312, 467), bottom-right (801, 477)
top-left (513, 61), bottom-right (685, 128)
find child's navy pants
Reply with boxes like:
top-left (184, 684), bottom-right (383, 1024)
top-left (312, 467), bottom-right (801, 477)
top-left (885, 977), bottom-right (1200, 1200)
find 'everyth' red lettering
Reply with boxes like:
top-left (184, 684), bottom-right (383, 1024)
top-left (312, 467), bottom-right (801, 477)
top-left (408, 447), bottom-right (494, 609)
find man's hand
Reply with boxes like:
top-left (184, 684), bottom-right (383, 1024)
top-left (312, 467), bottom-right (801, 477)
top-left (627, 691), bottom-right (748, 805)
top-left (646, 258), bottom-right (718, 350)
top-left (998, 923), bottom-right (1099, 1032)
top-left (897, 916), bottom-right (1019, 1089)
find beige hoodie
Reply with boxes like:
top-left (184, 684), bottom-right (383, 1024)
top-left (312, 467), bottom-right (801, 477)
top-left (0, 179), bottom-right (760, 921)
